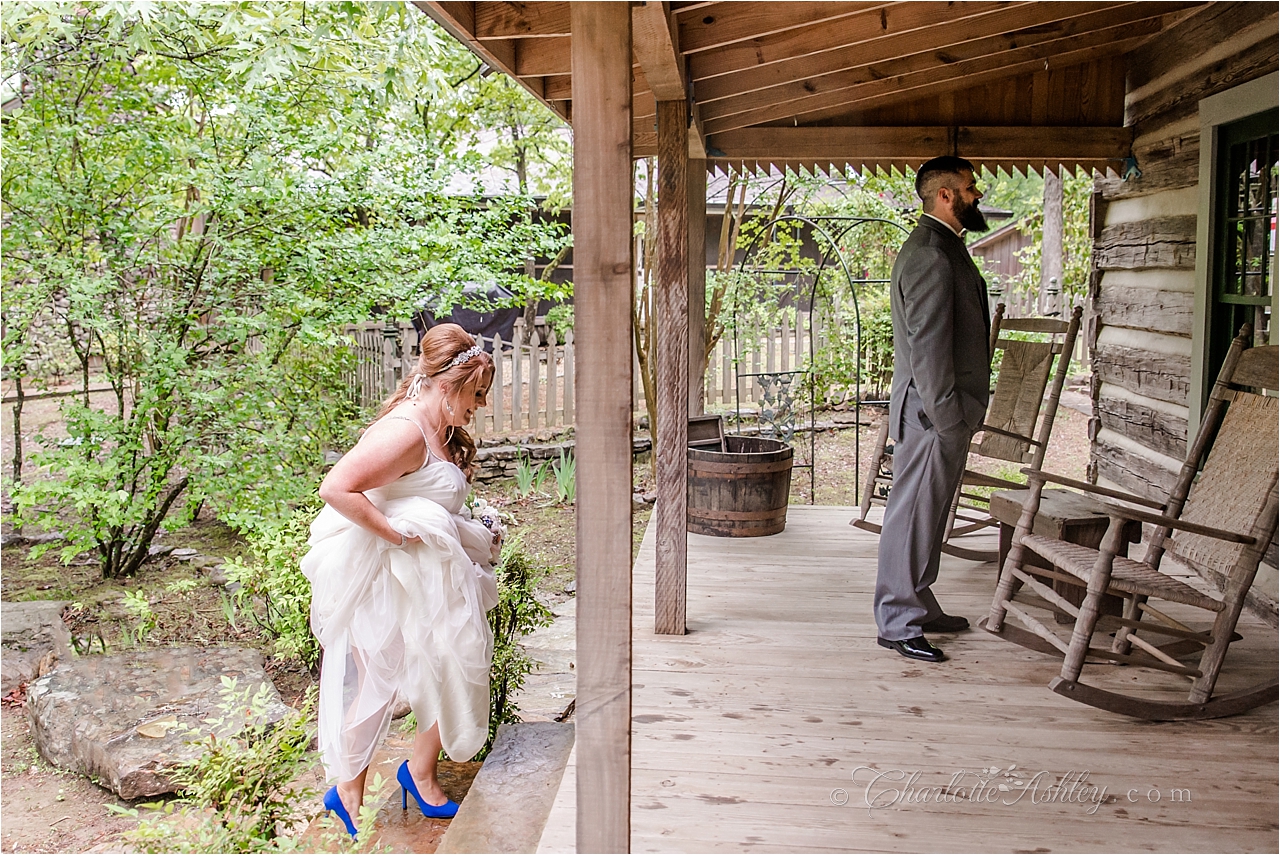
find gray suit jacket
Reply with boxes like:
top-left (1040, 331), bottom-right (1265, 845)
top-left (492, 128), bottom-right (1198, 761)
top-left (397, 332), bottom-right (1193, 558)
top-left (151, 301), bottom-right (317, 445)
top-left (888, 216), bottom-right (991, 442)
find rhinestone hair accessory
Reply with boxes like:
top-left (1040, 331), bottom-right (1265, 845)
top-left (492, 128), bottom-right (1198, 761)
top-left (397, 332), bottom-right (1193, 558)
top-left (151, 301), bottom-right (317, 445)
top-left (438, 344), bottom-right (483, 373)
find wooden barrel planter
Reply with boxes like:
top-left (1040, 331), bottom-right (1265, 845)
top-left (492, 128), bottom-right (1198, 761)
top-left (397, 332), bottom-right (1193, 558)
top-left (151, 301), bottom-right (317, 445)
top-left (687, 436), bottom-right (794, 537)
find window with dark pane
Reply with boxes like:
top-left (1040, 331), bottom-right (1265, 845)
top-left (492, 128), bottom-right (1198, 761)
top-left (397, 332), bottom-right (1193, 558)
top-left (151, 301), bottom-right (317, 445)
top-left (1208, 109), bottom-right (1278, 391)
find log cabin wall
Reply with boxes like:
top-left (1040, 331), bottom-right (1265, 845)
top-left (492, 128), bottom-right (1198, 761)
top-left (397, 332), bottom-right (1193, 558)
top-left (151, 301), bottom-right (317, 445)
top-left (1088, 2), bottom-right (1279, 612)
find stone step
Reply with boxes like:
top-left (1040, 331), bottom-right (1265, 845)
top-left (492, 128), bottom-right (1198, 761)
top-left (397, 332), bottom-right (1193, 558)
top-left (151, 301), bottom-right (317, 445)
top-left (301, 732), bottom-right (481, 853)
top-left (438, 721), bottom-right (575, 854)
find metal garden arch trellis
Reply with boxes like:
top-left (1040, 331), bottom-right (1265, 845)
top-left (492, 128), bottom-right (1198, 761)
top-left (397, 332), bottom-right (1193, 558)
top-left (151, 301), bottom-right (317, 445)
top-left (732, 214), bottom-right (909, 504)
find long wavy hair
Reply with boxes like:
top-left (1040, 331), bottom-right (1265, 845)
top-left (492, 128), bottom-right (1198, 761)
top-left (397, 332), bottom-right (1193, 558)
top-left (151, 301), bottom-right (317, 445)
top-left (374, 323), bottom-right (495, 479)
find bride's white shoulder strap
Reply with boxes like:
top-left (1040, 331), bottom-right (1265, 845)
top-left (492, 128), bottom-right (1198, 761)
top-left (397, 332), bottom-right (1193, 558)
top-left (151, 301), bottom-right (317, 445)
top-left (383, 415), bottom-right (434, 464)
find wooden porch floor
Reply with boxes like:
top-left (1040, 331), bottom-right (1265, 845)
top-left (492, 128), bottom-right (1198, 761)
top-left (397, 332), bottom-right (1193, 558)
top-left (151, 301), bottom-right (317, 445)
top-left (538, 506), bottom-right (1278, 853)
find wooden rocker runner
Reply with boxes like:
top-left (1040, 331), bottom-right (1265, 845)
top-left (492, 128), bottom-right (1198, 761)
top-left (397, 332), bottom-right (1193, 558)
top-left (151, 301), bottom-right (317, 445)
top-left (980, 327), bottom-right (1279, 720)
top-left (854, 304), bottom-right (1083, 563)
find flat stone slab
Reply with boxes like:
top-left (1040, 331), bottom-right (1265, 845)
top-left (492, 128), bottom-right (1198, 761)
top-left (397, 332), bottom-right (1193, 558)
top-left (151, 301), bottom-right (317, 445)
top-left (1, 600), bottom-right (71, 695)
top-left (26, 646), bottom-right (290, 798)
top-left (437, 721), bottom-right (575, 854)
top-left (515, 598), bottom-right (576, 722)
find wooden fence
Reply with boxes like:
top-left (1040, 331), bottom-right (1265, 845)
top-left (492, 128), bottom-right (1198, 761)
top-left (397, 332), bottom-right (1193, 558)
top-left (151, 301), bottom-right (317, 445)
top-left (702, 313), bottom-right (817, 409)
top-left (342, 318), bottom-right (577, 438)
top-left (344, 299), bottom-right (1087, 436)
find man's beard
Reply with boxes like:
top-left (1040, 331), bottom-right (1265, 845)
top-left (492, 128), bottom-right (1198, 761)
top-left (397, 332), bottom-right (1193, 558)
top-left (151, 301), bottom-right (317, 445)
top-left (953, 196), bottom-right (989, 233)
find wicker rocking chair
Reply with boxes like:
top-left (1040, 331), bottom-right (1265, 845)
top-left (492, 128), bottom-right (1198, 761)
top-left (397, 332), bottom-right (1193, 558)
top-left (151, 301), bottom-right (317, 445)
top-left (854, 304), bottom-right (1083, 563)
top-left (980, 327), bottom-right (1279, 720)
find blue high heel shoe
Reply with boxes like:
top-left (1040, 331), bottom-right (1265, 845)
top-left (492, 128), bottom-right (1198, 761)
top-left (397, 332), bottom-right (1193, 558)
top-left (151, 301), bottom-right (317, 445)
top-left (323, 786), bottom-right (359, 840)
top-left (397, 760), bottom-right (459, 819)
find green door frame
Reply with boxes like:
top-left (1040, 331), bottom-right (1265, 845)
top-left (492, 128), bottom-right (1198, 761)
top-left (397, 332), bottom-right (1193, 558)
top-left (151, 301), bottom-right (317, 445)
top-left (1190, 72), bottom-right (1280, 436)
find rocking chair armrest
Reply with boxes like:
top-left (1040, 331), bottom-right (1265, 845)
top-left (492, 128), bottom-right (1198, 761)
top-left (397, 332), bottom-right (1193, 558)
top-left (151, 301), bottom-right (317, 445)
top-left (963, 469), bottom-right (1022, 490)
top-left (1018, 468), bottom-right (1167, 510)
top-left (1095, 501), bottom-right (1257, 545)
top-left (975, 423), bottom-right (1043, 447)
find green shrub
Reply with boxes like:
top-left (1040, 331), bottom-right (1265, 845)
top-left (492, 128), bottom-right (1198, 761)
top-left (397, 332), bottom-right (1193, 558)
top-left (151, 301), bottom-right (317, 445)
top-left (545, 304), bottom-right (574, 342)
top-left (224, 504), bottom-right (322, 670)
top-left (483, 533), bottom-right (554, 758)
top-left (807, 291), bottom-right (894, 407)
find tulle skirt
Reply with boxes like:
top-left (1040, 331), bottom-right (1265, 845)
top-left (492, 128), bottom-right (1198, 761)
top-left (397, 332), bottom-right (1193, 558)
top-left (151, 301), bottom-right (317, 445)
top-left (302, 488), bottom-right (497, 783)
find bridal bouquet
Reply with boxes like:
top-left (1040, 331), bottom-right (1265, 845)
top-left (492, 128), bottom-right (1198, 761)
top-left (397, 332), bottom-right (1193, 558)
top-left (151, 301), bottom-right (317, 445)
top-left (470, 497), bottom-right (509, 545)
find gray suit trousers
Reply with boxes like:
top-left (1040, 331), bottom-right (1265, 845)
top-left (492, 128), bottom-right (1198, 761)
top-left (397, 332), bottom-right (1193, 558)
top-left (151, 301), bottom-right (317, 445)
top-left (874, 389), bottom-right (971, 640)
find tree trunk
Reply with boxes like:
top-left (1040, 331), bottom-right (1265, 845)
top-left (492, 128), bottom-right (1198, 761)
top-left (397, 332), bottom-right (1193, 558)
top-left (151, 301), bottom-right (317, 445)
top-left (522, 256), bottom-right (538, 344)
top-left (703, 173), bottom-right (749, 364)
top-left (636, 159), bottom-right (659, 451)
top-left (11, 374), bottom-right (23, 486)
top-left (1041, 167), bottom-right (1064, 316)
top-left (114, 476), bottom-right (190, 578)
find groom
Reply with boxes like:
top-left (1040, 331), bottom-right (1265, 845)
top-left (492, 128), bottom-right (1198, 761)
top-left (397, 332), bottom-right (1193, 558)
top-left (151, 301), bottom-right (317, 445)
top-left (874, 155), bottom-right (991, 663)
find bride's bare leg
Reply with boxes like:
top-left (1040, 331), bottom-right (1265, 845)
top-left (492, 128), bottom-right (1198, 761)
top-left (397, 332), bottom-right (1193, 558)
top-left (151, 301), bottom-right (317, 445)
top-left (336, 767), bottom-right (368, 817)
top-left (406, 722), bottom-right (450, 806)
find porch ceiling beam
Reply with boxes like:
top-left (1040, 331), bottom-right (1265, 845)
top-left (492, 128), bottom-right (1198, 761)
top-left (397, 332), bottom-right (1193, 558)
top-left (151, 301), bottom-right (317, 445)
top-left (671, 1), bottom-right (720, 13)
top-left (543, 74), bottom-right (573, 101)
top-left (706, 126), bottom-right (1135, 163)
top-left (632, 1), bottom-right (707, 159)
top-left (630, 120), bottom-right (710, 160)
top-left (677, 2), bottom-right (886, 54)
top-left (686, 0), bottom-right (1011, 83)
top-left (688, 104), bottom-right (706, 160)
top-left (701, 17), bottom-right (1165, 134)
top-left (414, 2), bottom-right (568, 120)
top-left (632, 1), bottom-right (685, 100)
top-left (515, 37), bottom-right (571, 77)
top-left (475, 1), bottom-right (571, 39)
top-left (548, 69), bottom-right (652, 109)
top-left (694, 1), bottom-right (1181, 106)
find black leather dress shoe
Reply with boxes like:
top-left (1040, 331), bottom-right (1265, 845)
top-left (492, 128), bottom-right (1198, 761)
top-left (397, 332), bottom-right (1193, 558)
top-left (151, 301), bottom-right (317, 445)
top-left (921, 613), bottom-right (970, 633)
top-left (878, 636), bottom-right (947, 663)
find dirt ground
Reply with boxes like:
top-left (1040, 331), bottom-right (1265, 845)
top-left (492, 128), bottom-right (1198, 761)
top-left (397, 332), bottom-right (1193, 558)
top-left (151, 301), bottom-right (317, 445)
top-left (0, 704), bottom-right (140, 853)
top-left (0, 388), bottom-right (1092, 853)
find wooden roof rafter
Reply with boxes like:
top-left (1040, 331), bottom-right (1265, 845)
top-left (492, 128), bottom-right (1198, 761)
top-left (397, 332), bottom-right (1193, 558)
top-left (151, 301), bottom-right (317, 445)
top-left (684, 1), bottom-right (1012, 82)
top-left (699, 6), bottom-right (1191, 133)
top-left (631, 1), bottom-right (707, 159)
top-left (690, 2), bottom-right (1188, 108)
top-left (418, 1), bottom-right (1212, 174)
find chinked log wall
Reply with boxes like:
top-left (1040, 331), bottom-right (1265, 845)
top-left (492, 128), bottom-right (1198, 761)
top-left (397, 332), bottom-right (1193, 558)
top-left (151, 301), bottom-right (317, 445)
top-left (1088, 2), bottom-right (1278, 502)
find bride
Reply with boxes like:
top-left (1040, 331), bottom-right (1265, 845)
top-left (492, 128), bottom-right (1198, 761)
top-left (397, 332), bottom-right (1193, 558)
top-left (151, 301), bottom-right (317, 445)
top-left (302, 323), bottom-right (500, 837)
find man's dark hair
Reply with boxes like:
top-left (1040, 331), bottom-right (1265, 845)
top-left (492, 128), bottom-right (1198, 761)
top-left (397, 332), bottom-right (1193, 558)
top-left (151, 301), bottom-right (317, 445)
top-left (915, 155), bottom-right (975, 209)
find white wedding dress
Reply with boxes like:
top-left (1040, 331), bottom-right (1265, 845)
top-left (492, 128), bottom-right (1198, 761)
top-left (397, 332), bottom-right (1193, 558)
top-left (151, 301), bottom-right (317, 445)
top-left (302, 437), bottom-right (499, 783)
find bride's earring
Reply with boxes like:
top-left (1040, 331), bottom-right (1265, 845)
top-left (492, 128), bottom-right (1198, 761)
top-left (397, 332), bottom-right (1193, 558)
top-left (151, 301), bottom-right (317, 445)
top-left (444, 398), bottom-right (455, 416)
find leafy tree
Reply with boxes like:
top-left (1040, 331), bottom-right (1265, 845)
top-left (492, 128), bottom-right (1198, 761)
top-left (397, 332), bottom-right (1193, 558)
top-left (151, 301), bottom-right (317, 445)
top-left (463, 73), bottom-right (573, 340)
top-left (1007, 171), bottom-right (1093, 305)
top-left (2, 2), bottom-right (567, 576)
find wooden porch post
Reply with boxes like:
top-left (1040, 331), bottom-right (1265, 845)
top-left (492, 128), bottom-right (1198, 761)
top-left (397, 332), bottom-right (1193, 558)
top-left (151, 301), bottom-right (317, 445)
top-left (688, 158), bottom-right (707, 417)
top-left (571, 3), bottom-right (633, 852)
top-left (655, 99), bottom-right (689, 636)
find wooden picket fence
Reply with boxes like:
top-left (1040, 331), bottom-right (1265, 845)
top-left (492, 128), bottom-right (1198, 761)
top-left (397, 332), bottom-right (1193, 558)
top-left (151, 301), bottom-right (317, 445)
top-left (342, 318), bottom-right (578, 438)
top-left (343, 298), bottom-right (1086, 436)
top-left (702, 312), bottom-right (817, 408)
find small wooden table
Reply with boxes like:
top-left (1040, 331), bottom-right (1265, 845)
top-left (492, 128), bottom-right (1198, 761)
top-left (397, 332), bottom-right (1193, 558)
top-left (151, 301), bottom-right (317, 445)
top-left (990, 489), bottom-right (1142, 623)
